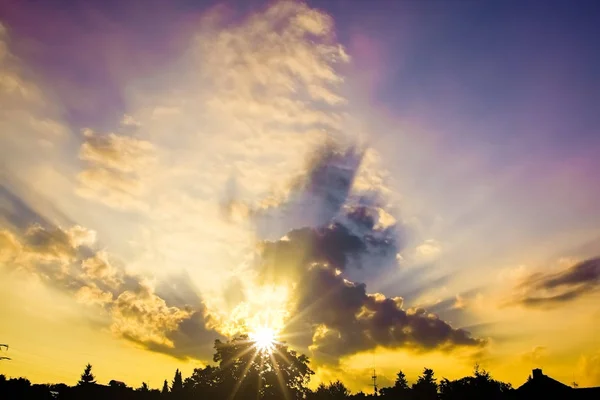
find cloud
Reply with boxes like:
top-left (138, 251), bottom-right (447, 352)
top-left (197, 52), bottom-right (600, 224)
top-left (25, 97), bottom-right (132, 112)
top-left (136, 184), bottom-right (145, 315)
top-left (415, 239), bottom-right (442, 258)
top-left (81, 251), bottom-right (123, 288)
top-left (111, 282), bottom-right (192, 348)
top-left (297, 264), bottom-right (484, 359)
top-left (244, 141), bottom-right (483, 361)
top-left (197, 0), bottom-right (349, 128)
top-left (510, 257), bottom-right (600, 308)
top-left (0, 216), bottom-right (218, 360)
top-left (121, 114), bottom-right (141, 127)
top-left (76, 167), bottom-right (148, 211)
top-left (251, 144), bottom-right (365, 237)
top-left (79, 128), bottom-right (155, 173)
top-left (253, 143), bottom-right (400, 285)
top-left (1, 0), bottom-right (480, 369)
top-left (76, 127), bottom-right (156, 210)
top-left (521, 345), bottom-right (548, 365)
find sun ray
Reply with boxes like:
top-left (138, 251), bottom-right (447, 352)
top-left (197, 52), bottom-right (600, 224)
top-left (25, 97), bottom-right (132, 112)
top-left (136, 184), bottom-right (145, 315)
top-left (270, 351), bottom-right (291, 400)
top-left (218, 340), bottom-right (256, 371)
top-left (226, 347), bottom-right (259, 400)
top-left (273, 346), bottom-right (292, 366)
top-left (277, 282), bottom-right (341, 335)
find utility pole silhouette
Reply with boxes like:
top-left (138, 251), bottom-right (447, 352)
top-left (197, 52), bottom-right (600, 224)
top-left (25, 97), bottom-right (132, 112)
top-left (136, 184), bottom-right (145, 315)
top-left (371, 369), bottom-right (378, 396)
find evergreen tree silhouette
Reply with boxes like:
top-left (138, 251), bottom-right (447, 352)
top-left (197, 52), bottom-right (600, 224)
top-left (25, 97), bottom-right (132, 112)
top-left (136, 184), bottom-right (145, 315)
top-left (162, 379), bottom-right (169, 394)
top-left (379, 369), bottom-right (412, 398)
top-left (412, 368), bottom-right (437, 400)
top-left (172, 369), bottom-right (183, 393)
top-left (394, 370), bottom-right (410, 390)
top-left (77, 363), bottom-right (96, 385)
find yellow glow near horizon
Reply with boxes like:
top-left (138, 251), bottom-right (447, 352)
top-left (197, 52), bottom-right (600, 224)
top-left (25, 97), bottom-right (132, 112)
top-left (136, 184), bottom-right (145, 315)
top-left (249, 326), bottom-right (277, 354)
top-left (209, 284), bottom-right (292, 341)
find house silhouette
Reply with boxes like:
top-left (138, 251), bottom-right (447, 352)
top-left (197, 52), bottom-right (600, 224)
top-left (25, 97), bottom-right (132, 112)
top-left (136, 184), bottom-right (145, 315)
top-left (514, 368), bottom-right (600, 400)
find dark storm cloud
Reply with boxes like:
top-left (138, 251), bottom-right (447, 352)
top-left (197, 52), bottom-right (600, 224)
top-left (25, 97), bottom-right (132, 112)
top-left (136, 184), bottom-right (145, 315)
top-left (248, 142), bottom-right (483, 358)
top-left (511, 257), bottom-right (600, 308)
top-left (257, 202), bottom-right (399, 286)
top-left (251, 144), bottom-right (365, 238)
top-left (295, 265), bottom-right (484, 358)
top-left (253, 142), bottom-right (401, 284)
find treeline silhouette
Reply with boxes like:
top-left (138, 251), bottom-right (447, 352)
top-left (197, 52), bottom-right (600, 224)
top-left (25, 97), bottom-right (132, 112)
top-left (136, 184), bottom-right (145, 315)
top-left (0, 334), bottom-right (526, 400)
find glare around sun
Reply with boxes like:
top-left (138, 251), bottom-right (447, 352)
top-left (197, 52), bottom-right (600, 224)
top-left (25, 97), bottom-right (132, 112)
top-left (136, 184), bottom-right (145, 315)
top-left (250, 326), bottom-right (277, 354)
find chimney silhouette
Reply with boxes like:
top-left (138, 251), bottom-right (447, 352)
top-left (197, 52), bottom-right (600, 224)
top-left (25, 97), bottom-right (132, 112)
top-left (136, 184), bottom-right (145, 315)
top-left (532, 368), bottom-right (543, 379)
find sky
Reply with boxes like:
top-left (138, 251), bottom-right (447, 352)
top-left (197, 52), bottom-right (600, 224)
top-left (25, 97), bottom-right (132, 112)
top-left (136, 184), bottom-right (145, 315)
top-left (1, 0), bottom-right (600, 392)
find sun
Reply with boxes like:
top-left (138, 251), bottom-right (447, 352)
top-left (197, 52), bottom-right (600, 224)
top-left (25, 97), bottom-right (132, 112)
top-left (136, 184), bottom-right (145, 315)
top-left (249, 326), bottom-right (277, 354)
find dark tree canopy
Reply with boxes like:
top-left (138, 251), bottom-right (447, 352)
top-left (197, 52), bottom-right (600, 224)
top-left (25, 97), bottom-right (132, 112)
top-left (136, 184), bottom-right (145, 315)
top-left (213, 334), bottom-right (314, 400)
top-left (412, 368), bottom-right (438, 400)
top-left (309, 380), bottom-right (351, 400)
top-left (1, 346), bottom-right (524, 400)
top-left (379, 370), bottom-right (411, 398)
top-left (439, 364), bottom-right (512, 400)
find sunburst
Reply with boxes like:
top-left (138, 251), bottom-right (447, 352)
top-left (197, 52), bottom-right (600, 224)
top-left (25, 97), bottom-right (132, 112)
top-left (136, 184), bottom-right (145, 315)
top-left (249, 326), bottom-right (277, 354)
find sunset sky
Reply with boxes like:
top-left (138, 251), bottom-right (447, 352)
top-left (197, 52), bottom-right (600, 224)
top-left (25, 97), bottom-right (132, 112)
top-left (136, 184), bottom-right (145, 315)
top-left (1, 0), bottom-right (599, 393)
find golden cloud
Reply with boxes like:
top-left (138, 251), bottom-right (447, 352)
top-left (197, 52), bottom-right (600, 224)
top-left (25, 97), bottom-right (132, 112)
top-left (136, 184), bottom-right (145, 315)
top-left (111, 282), bottom-right (193, 348)
top-left (0, 222), bottom-right (207, 353)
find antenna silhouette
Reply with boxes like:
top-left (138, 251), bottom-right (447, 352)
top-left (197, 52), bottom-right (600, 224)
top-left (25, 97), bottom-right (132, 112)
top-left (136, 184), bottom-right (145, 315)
top-left (372, 369), bottom-right (378, 396)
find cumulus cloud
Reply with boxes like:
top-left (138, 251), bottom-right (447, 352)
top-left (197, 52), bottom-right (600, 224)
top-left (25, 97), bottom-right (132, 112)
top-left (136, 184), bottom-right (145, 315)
top-left (415, 239), bottom-right (442, 258)
top-left (251, 144), bottom-right (364, 236)
top-left (0, 213), bottom-right (218, 359)
top-left (111, 282), bottom-right (193, 348)
top-left (197, 0), bottom-right (349, 131)
top-left (510, 257), bottom-right (600, 308)
top-left (243, 141), bottom-right (484, 360)
top-left (76, 128), bottom-right (156, 210)
top-left (298, 265), bottom-right (484, 359)
top-left (79, 128), bottom-right (155, 173)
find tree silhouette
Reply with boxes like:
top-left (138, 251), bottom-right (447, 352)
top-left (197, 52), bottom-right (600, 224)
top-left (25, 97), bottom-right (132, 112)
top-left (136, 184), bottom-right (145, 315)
top-left (412, 368), bottom-right (437, 400)
top-left (379, 369), bottom-right (411, 398)
top-left (78, 363), bottom-right (96, 385)
top-left (109, 380), bottom-right (126, 388)
top-left (394, 370), bottom-right (410, 390)
top-left (184, 365), bottom-right (223, 397)
top-left (309, 380), bottom-right (350, 400)
top-left (438, 364), bottom-right (511, 400)
top-left (137, 382), bottom-right (149, 392)
top-left (171, 369), bottom-right (183, 394)
top-left (161, 379), bottom-right (169, 394)
top-left (213, 334), bottom-right (314, 400)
